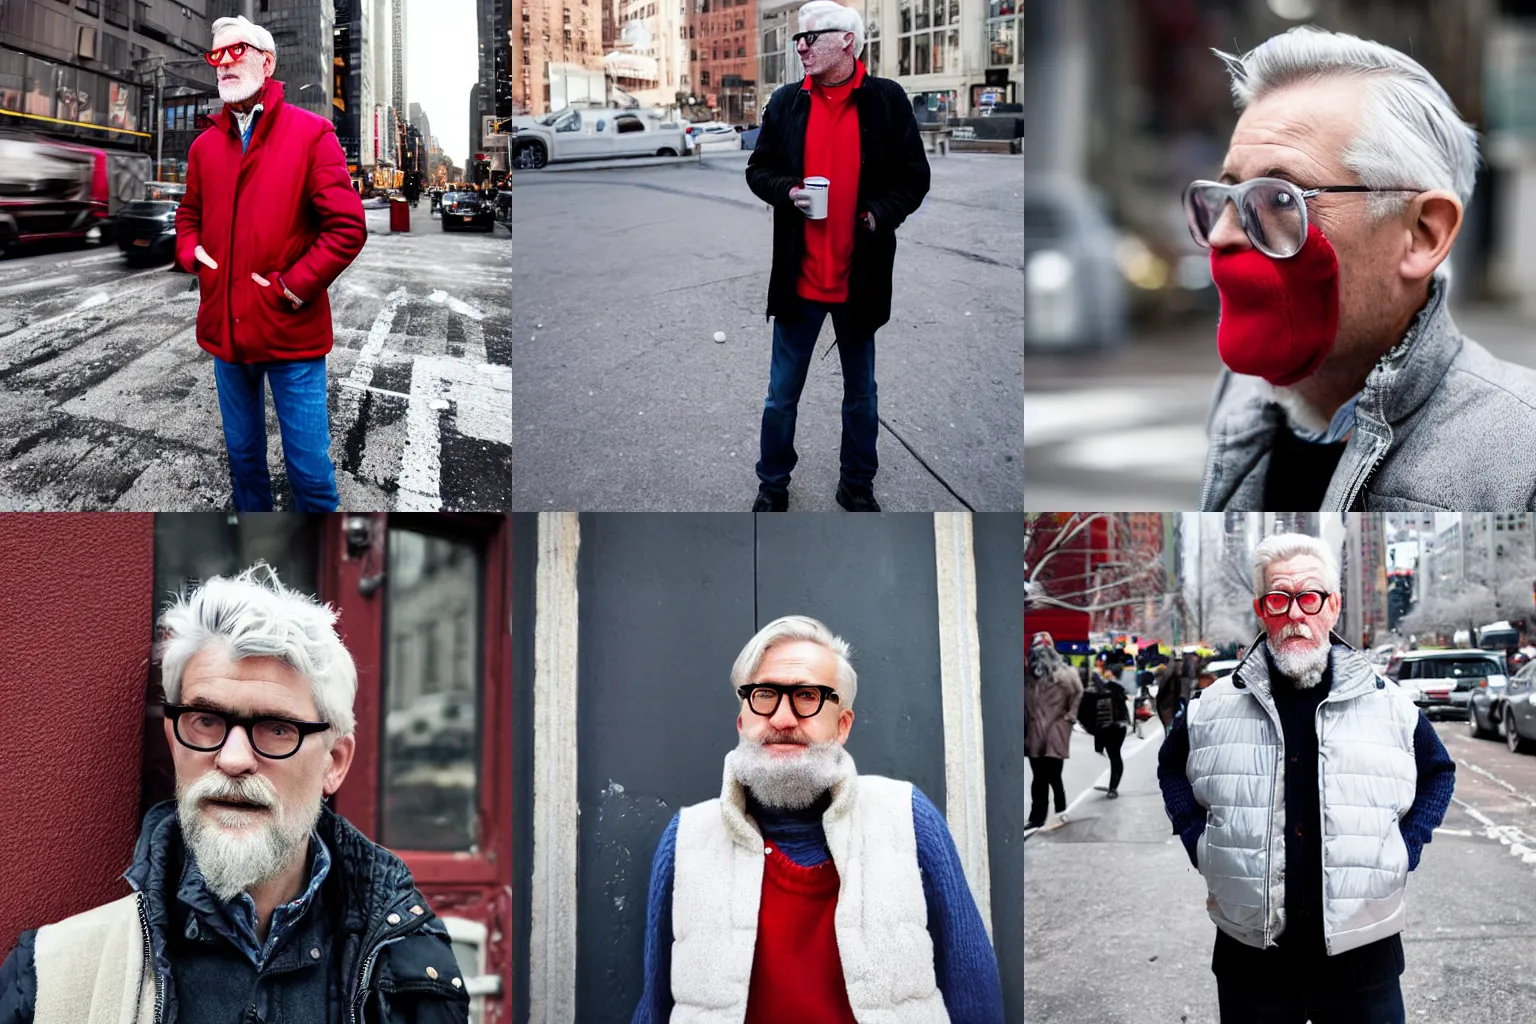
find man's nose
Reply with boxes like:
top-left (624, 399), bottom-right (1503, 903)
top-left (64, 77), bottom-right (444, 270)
top-left (768, 696), bottom-right (801, 731)
top-left (1287, 599), bottom-right (1308, 620)
top-left (216, 48), bottom-right (237, 66)
top-left (214, 724), bottom-right (260, 774)
top-left (1207, 197), bottom-right (1251, 251)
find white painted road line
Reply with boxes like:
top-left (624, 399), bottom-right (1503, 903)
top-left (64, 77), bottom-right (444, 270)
top-left (1455, 755), bottom-right (1536, 810)
top-left (347, 286), bottom-right (409, 385)
top-left (1059, 728), bottom-right (1164, 820)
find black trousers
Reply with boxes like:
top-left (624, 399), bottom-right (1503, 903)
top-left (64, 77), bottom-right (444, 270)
top-left (1028, 756), bottom-right (1065, 823)
top-left (1101, 724), bottom-right (1126, 792)
top-left (1217, 976), bottom-right (1405, 1024)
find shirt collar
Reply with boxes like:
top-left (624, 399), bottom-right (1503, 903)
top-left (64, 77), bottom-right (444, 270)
top-left (178, 829), bottom-right (331, 967)
top-left (1286, 391), bottom-right (1360, 445)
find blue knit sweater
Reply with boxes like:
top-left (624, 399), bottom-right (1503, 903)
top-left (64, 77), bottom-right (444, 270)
top-left (630, 786), bottom-right (1005, 1024)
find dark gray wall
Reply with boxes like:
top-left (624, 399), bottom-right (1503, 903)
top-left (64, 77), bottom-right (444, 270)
top-left (975, 513), bottom-right (1024, 1024)
top-left (511, 514), bottom-right (536, 1024)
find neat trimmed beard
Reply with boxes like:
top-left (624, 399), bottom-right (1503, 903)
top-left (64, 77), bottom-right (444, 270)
top-left (1268, 622), bottom-right (1330, 689)
top-left (727, 729), bottom-right (848, 811)
top-left (177, 770), bottom-right (320, 902)
top-left (217, 62), bottom-right (264, 105)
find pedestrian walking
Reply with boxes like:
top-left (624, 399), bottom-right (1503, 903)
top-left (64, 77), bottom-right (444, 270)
top-left (1191, 27), bottom-right (1536, 510)
top-left (175, 15), bottom-right (366, 511)
top-left (1027, 632), bottom-right (1082, 830)
top-left (1154, 662), bottom-right (1181, 730)
top-left (0, 566), bottom-right (468, 1023)
top-left (630, 615), bottom-right (1004, 1023)
top-left (1091, 662), bottom-right (1130, 798)
top-left (745, 0), bottom-right (930, 512)
top-left (1157, 533), bottom-right (1455, 1023)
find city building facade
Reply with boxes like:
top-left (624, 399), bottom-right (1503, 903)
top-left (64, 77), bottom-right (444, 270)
top-left (686, 0), bottom-right (755, 123)
top-left (512, 0), bottom-right (600, 118)
top-left (605, 0), bottom-right (685, 110)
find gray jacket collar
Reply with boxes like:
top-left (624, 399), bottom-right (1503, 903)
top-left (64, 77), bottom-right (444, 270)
top-left (1231, 631), bottom-right (1381, 705)
top-left (1202, 275), bottom-right (1462, 511)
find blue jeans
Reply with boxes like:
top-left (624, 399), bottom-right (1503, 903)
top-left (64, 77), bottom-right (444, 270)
top-left (212, 356), bottom-right (339, 512)
top-left (756, 297), bottom-right (878, 494)
top-left (1217, 976), bottom-right (1404, 1024)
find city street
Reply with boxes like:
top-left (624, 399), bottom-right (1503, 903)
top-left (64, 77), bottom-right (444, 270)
top-left (511, 149), bottom-right (1023, 510)
top-left (1024, 305), bottom-right (1536, 509)
top-left (1024, 717), bottom-right (1536, 1024)
top-left (0, 203), bottom-right (510, 509)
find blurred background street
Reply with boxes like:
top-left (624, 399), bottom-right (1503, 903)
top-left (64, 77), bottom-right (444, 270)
top-left (1025, 0), bottom-right (1536, 509)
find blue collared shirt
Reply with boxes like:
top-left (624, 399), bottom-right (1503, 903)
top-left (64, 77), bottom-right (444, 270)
top-left (1288, 391), bottom-right (1361, 445)
top-left (178, 831), bottom-right (331, 969)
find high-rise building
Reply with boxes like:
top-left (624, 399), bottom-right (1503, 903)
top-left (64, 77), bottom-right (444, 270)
top-left (391, 0), bottom-right (406, 117)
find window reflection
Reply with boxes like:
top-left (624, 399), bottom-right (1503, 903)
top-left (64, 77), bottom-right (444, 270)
top-left (382, 529), bottom-right (483, 852)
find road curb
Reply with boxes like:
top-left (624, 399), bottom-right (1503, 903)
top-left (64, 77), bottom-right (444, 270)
top-left (525, 153), bottom-right (704, 174)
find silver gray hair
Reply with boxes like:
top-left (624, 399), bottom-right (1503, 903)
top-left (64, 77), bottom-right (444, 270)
top-left (157, 563), bottom-right (356, 736)
top-left (730, 614), bottom-right (858, 708)
top-left (211, 15), bottom-right (277, 57)
top-left (1252, 532), bottom-right (1342, 597)
top-left (798, 1), bottom-right (864, 58)
top-left (1213, 26), bottom-right (1478, 222)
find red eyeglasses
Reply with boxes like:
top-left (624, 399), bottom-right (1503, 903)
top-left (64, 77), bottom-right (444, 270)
top-left (204, 41), bottom-right (263, 66)
top-left (1257, 590), bottom-right (1329, 617)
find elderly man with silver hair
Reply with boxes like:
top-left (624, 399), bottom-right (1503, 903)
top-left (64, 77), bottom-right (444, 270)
top-left (1157, 534), bottom-right (1454, 1022)
top-left (746, 1), bottom-right (930, 513)
top-left (176, 14), bottom-right (366, 514)
top-left (0, 566), bottom-right (467, 1024)
top-left (630, 614), bottom-right (1002, 1022)
top-left (1187, 26), bottom-right (1536, 511)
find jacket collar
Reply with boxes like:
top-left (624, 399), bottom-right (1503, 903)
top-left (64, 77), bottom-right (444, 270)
top-left (209, 77), bottom-right (286, 137)
top-left (1203, 274), bottom-right (1462, 510)
top-left (717, 744), bottom-right (859, 852)
top-left (1233, 630), bottom-right (1380, 703)
top-left (799, 59), bottom-right (867, 94)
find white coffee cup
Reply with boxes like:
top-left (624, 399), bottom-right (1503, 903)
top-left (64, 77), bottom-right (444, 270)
top-left (802, 176), bottom-right (829, 219)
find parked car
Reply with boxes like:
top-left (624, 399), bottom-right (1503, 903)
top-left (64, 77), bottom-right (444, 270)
top-left (440, 190), bottom-right (495, 232)
top-left (1498, 660), bottom-right (1536, 753)
top-left (1025, 176), bottom-right (1127, 350)
top-left (512, 106), bottom-right (686, 169)
top-left (1385, 649), bottom-right (1507, 723)
top-left (116, 181), bottom-right (186, 264)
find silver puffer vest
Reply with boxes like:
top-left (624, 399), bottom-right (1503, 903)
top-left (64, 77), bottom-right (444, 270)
top-left (1185, 636), bottom-right (1418, 955)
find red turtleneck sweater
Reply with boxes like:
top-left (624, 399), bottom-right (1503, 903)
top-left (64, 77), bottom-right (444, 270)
top-left (796, 60), bottom-right (865, 304)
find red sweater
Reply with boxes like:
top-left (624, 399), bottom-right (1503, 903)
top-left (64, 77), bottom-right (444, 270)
top-left (796, 61), bottom-right (865, 304)
top-left (744, 845), bottom-right (859, 1023)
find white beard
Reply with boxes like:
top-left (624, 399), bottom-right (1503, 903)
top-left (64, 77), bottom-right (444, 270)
top-left (1269, 624), bottom-right (1331, 689)
top-left (727, 735), bottom-right (849, 811)
top-left (217, 64), bottom-right (265, 105)
top-left (177, 770), bottom-right (320, 902)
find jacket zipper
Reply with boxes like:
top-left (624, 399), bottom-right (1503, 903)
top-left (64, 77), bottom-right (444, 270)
top-left (135, 893), bottom-right (164, 1024)
top-left (348, 912), bottom-right (420, 1024)
top-left (1314, 697), bottom-right (1331, 956)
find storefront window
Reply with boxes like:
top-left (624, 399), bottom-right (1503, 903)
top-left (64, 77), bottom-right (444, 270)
top-left (55, 65), bottom-right (78, 121)
top-left (0, 50), bottom-right (23, 113)
top-left (25, 58), bottom-right (54, 116)
top-left (915, 32), bottom-right (930, 75)
top-left (988, 12), bottom-right (1017, 67)
top-left (380, 528), bottom-right (484, 852)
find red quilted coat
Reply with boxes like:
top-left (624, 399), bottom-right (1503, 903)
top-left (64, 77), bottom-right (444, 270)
top-left (175, 78), bottom-right (366, 363)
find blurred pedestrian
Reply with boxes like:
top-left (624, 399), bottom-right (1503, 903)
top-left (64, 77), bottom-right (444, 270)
top-left (1157, 534), bottom-right (1455, 1023)
top-left (1154, 662), bottom-right (1181, 729)
top-left (1027, 632), bottom-right (1083, 830)
top-left (1091, 662), bottom-right (1130, 798)
top-left (175, 15), bottom-right (364, 512)
top-left (1191, 26), bottom-right (1536, 511)
top-left (745, 0), bottom-right (930, 512)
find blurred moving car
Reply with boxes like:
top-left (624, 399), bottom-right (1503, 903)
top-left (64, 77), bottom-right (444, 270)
top-left (1496, 659), bottom-right (1536, 754)
top-left (440, 190), bottom-right (495, 232)
top-left (116, 181), bottom-right (186, 264)
top-left (0, 134), bottom-right (150, 258)
top-left (686, 121), bottom-right (742, 151)
top-left (1385, 649), bottom-right (1506, 723)
top-left (1025, 176), bottom-right (1127, 351)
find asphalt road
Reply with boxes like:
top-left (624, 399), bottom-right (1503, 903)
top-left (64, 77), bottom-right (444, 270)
top-left (1024, 304), bottom-right (1536, 510)
top-left (0, 203), bottom-right (511, 510)
top-left (511, 149), bottom-right (1024, 510)
top-left (1024, 716), bottom-right (1536, 1023)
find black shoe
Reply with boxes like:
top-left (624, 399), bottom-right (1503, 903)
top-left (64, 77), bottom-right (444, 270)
top-left (1025, 819), bottom-right (1045, 831)
top-left (753, 487), bottom-right (787, 512)
top-left (1106, 790), bottom-right (1119, 799)
top-left (835, 482), bottom-right (880, 512)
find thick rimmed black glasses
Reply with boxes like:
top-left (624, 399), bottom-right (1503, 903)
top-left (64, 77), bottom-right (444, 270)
top-left (792, 30), bottom-right (839, 47)
top-left (737, 683), bottom-right (841, 719)
top-left (1183, 177), bottom-right (1423, 259)
top-left (165, 704), bottom-right (331, 759)
top-left (1258, 590), bottom-right (1330, 617)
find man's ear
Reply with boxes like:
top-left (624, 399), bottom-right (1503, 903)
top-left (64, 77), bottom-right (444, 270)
top-left (1398, 190), bottom-right (1461, 284)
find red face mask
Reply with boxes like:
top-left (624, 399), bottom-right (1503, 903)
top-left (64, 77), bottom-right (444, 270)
top-left (1210, 223), bottom-right (1340, 387)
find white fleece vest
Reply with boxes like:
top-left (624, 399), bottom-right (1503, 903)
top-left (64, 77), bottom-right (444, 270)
top-left (1185, 640), bottom-right (1419, 955)
top-left (670, 749), bottom-right (948, 1024)
top-left (32, 893), bottom-right (157, 1024)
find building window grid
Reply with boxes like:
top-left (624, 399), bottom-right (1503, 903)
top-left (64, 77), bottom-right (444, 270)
top-left (893, 0), bottom-right (960, 77)
top-left (987, 0), bottom-right (1019, 67)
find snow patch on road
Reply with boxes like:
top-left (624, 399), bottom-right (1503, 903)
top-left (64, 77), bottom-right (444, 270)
top-left (425, 289), bottom-right (486, 321)
top-left (0, 275), bottom-right (76, 298)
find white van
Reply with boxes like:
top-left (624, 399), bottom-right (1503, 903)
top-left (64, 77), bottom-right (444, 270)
top-left (511, 107), bottom-right (688, 169)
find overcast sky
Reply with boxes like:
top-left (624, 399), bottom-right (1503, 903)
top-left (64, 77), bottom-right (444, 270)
top-left (405, 0), bottom-right (478, 168)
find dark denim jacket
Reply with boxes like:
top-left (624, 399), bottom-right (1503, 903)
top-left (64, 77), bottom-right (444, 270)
top-left (0, 802), bottom-right (469, 1024)
top-left (1201, 275), bottom-right (1536, 510)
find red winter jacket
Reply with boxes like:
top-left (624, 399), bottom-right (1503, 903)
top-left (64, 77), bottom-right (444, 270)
top-left (175, 78), bottom-right (366, 363)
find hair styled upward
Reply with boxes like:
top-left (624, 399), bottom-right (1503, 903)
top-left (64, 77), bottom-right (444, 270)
top-left (157, 563), bottom-right (357, 736)
top-left (730, 614), bottom-right (858, 708)
top-left (798, 1), bottom-right (865, 58)
top-left (210, 14), bottom-right (277, 57)
top-left (1213, 26), bottom-right (1479, 224)
top-left (1251, 532), bottom-right (1342, 598)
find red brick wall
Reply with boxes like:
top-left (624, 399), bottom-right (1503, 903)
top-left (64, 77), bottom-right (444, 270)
top-left (0, 513), bottom-right (155, 955)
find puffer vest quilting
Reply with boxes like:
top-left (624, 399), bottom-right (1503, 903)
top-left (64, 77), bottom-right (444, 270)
top-left (670, 749), bottom-right (948, 1024)
top-left (1185, 639), bottom-right (1419, 955)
